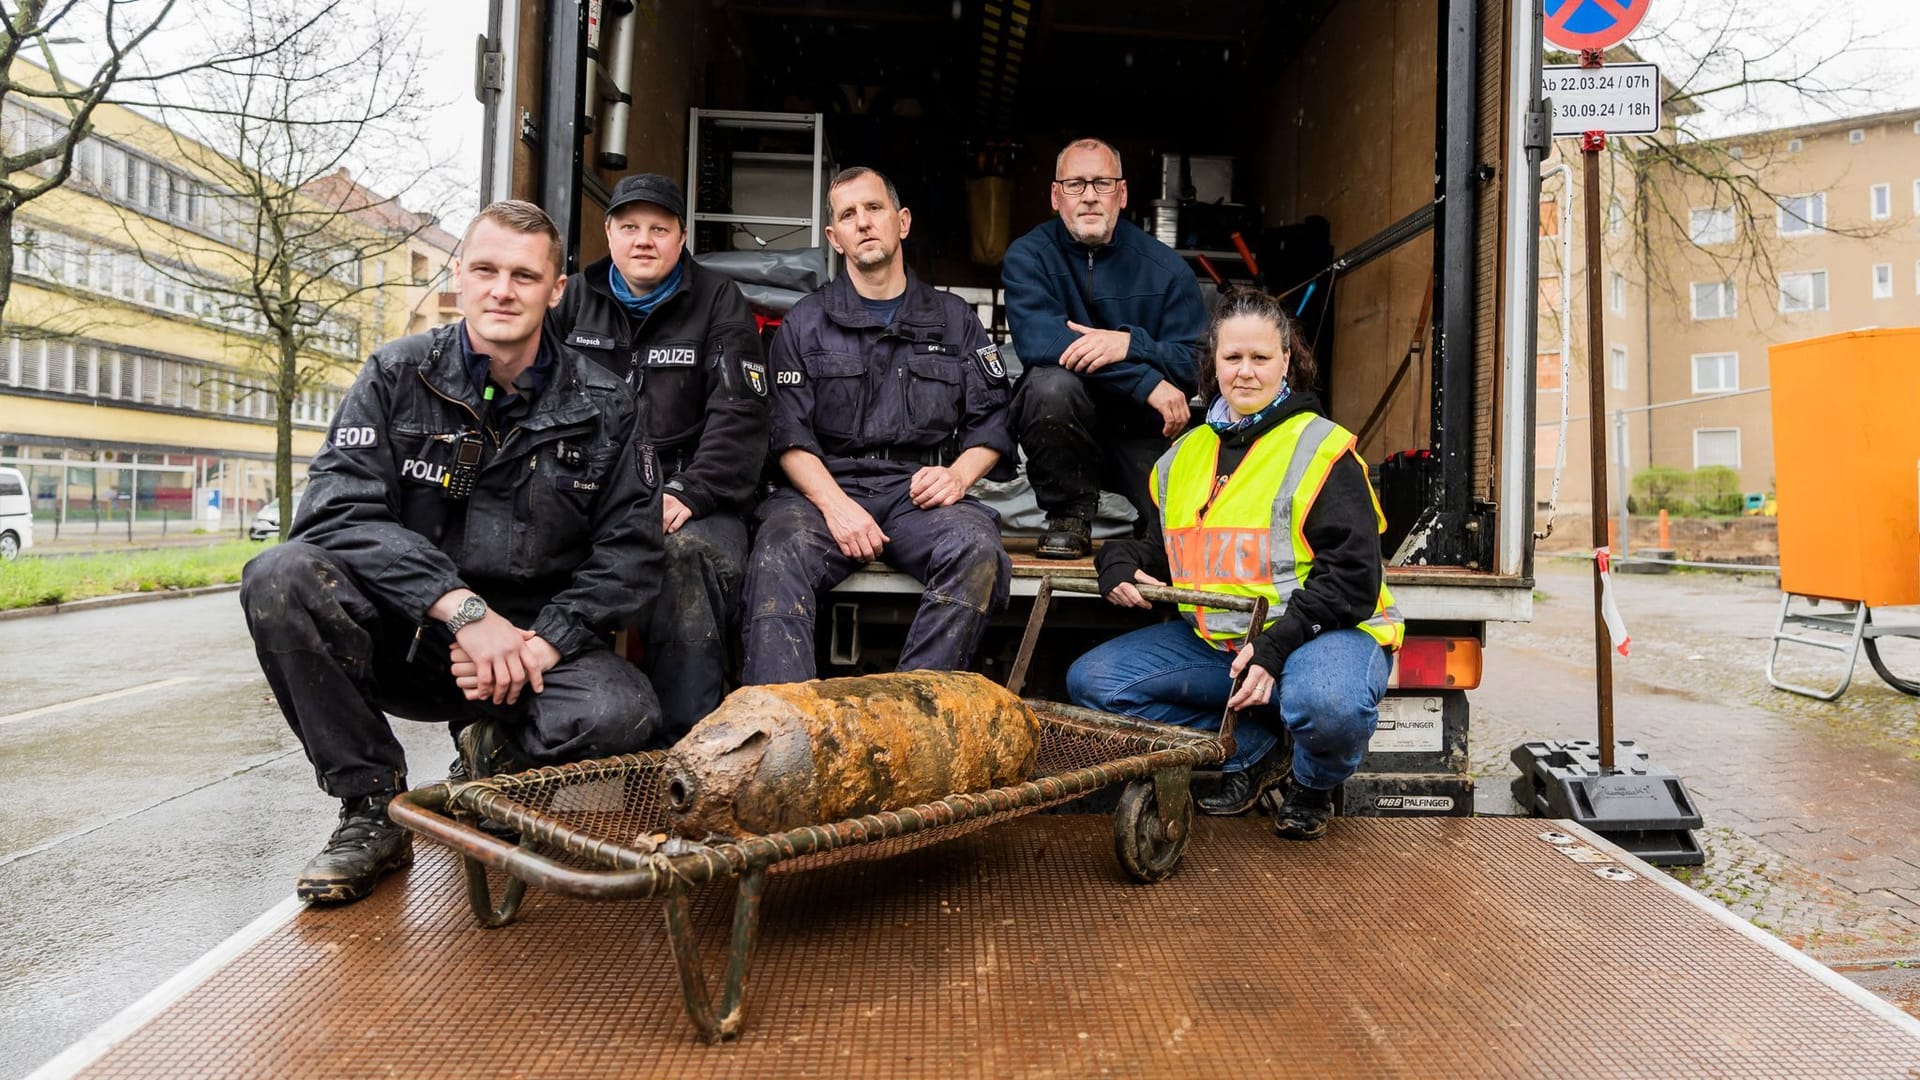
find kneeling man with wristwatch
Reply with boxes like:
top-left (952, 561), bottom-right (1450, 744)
top-left (239, 201), bottom-right (664, 905)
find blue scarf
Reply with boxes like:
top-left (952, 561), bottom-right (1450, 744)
top-left (609, 260), bottom-right (683, 320)
top-left (1206, 380), bottom-right (1291, 434)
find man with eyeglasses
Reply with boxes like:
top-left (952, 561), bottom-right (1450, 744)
top-left (1003, 137), bottom-right (1207, 559)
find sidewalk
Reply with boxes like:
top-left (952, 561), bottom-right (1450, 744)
top-left (24, 530), bottom-right (254, 558)
top-left (1472, 559), bottom-right (1920, 1011)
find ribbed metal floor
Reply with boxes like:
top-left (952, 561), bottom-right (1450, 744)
top-left (79, 817), bottom-right (1920, 1077)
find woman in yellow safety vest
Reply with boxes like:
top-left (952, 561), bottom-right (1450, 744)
top-left (1067, 288), bottom-right (1402, 839)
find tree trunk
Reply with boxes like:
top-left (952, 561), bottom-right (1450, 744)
top-left (276, 329), bottom-right (297, 541)
top-left (0, 206), bottom-right (15, 324)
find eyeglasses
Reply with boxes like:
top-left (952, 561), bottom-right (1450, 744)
top-left (1053, 177), bottom-right (1122, 196)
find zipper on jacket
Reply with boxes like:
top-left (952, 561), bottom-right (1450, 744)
top-left (418, 370), bottom-right (500, 449)
top-left (1086, 250), bottom-right (1095, 296)
top-left (1193, 443), bottom-right (1228, 526)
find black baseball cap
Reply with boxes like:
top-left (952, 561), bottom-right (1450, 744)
top-left (606, 173), bottom-right (686, 219)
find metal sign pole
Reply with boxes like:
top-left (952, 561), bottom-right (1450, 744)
top-left (1579, 51), bottom-right (1616, 772)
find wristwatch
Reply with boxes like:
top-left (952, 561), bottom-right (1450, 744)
top-left (444, 595), bottom-right (488, 634)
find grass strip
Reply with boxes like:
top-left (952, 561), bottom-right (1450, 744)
top-left (0, 541), bottom-right (264, 611)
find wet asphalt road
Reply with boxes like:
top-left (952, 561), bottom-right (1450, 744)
top-left (0, 594), bottom-right (451, 1079)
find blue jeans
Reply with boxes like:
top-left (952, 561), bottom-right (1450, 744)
top-left (1066, 620), bottom-right (1391, 789)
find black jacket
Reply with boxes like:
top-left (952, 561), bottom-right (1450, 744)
top-left (767, 268), bottom-right (1016, 482)
top-left (289, 321), bottom-right (661, 660)
top-left (549, 254), bottom-right (770, 516)
top-left (1094, 390), bottom-right (1385, 675)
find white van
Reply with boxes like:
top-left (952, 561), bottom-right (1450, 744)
top-left (0, 466), bottom-right (32, 560)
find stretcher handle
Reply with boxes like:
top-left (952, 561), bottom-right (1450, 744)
top-left (1045, 576), bottom-right (1265, 613)
top-left (1044, 577), bottom-right (1270, 746)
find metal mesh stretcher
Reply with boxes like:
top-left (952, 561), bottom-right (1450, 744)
top-left (389, 582), bottom-right (1261, 1042)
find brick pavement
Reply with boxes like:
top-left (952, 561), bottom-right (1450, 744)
top-left (1471, 559), bottom-right (1920, 985)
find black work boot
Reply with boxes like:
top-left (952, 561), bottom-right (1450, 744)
top-left (295, 793), bottom-right (413, 904)
top-left (1036, 514), bottom-right (1092, 559)
top-left (1195, 752), bottom-right (1290, 816)
top-left (455, 719), bottom-right (528, 780)
top-left (1270, 778), bottom-right (1336, 841)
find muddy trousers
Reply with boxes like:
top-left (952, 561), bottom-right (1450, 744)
top-left (1011, 364), bottom-right (1169, 525)
top-left (642, 513), bottom-right (748, 742)
top-left (241, 541), bottom-right (659, 800)
top-left (740, 482), bottom-right (1011, 684)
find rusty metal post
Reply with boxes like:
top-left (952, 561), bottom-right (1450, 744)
top-left (1579, 52), bottom-right (1616, 771)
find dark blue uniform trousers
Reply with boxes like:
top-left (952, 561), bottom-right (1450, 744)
top-left (741, 478), bottom-right (1011, 683)
top-left (242, 541), bottom-right (659, 799)
top-left (643, 512), bottom-right (749, 742)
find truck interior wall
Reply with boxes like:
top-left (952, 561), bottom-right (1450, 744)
top-left (509, 0), bottom-right (547, 205)
top-left (1473, 0), bottom-right (1509, 504)
top-left (574, 0), bottom-right (741, 267)
top-left (1259, 0), bottom-right (1438, 461)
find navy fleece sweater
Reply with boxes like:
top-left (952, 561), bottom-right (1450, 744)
top-left (1002, 217), bottom-right (1206, 403)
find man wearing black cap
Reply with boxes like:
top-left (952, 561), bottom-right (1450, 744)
top-left (549, 173), bottom-right (769, 740)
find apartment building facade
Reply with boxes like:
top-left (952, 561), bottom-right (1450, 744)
top-left (0, 61), bottom-right (458, 541)
top-left (1534, 105), bottom-right (1920, 520)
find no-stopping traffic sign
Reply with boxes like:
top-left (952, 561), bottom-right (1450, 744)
top-left (1543, 0), bottom-right (1651, 52)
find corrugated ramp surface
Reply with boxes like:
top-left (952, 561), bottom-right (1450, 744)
top-left (78, 817), bottom-right (1920, 1077)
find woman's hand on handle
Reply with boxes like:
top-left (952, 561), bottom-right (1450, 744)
top-left (1228, 643), bottom-right (1277, 712)
top-left (1106, 569), bottom-right (1166, 609)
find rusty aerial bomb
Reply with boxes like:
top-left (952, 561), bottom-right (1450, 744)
top-left (659, 671), bottom-right (1042, 840)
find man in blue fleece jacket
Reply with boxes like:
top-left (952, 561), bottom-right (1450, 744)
top-left (1003, 137), bottom-right (1207, 558)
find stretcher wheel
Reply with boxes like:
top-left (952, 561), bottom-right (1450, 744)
top-left (1114, 778), bottom-right (1192, 883)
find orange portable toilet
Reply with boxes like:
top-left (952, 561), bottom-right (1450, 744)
top-left (1768, 328), bottom-right (1920, 608)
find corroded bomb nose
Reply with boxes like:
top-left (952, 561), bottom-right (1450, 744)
top-left (664, 770), bottom-right (699, 814)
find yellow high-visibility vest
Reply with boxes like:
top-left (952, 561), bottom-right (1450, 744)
top-left (1149, 411), bottom-right (1404, 651)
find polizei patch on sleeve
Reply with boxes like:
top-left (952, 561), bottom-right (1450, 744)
top-left (331, 425), bottom-right (378, 449)
top-left (973, 343), bottom-right (1007, 385)
top-left (741, 358), bottom-right (769, 398)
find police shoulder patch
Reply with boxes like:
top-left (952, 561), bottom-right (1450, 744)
top-left (740, 357), bottom-right (769, 398)
top-left (973, 343), bottom-right (1008, 386)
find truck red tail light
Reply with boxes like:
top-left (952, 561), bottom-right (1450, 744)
top-left (1390, 636), bottom-right (1482, 690)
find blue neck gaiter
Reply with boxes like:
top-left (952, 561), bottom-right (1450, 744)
top-left (609, 260), bottom-right (683, 321)
top-left (1207, 380), bottom-right (1291, 434)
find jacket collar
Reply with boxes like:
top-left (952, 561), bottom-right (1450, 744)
top-left (583, 252), bottom-right (695, 310)
top-left (423, 322), bottom-right (600, 432)
top-left (1047, 216), bottom-right (1139, 261)
top-left (820, 266), bottom-right (945, 337)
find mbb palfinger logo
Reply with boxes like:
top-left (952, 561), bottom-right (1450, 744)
top-left (1374, 795), bottom-right (1455, 812)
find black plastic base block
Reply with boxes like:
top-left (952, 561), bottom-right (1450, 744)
top-left (1509, 739), bottom-right (1705, 866)
top-left (1341, 772), bottom-right (1474, 817)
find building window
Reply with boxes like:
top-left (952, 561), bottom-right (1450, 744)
top-left (1788, 138), bottom-right (1803, 153)
top-left (1729, 146), bottom-right (1745, 160)
top-left (1691, 281), bottom-right (1737, 320)
top-left (1689, 207), bottom-right (1735, 245)
top-left (1848, 128), bottom-right (1866, 144)
top-left (1872, 184), bottom-right (1891, 220)
top-left (1913, 179), bottom-right (1920, 215)
top-left (1536, 352), bottom-right (1562, 392)
top-left (1538, 275), bottom-right (1563, 312)
top-left (1692, 352), bottom-right (1739, 394)
top-left (1606, 200), bottom-right (1624, 235)
top-left (1777, 193), bottom-right (1826, 236)
top-left (1609, 273), bottom-right (1625, 314)
top-left (1779, 270), bottom-right (1829, 313)
top-left (1609, 346), bottom-right (1628, 391)
top-left (1694, 428), bottom-right (1742, 469)
top-left (1874, 263), bottom-right (1893, 299)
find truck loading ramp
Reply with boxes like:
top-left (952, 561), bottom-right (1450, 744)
top-left (44, 817), bottom-right (1920, 1077)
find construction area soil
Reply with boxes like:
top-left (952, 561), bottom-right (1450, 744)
top-left (1535, 512), bottom-right (1779, 564)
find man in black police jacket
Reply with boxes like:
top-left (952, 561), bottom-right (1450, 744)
top-left (548, 173), bottom-right (768, 739)
top-left (241, 200), bottom-right (662, 905)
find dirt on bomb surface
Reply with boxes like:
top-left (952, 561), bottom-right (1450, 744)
top-left (1472, 560), bottom-right (1920, 1009)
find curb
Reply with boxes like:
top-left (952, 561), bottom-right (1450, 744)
top-left (0, 582), bottom-right (242, 621)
